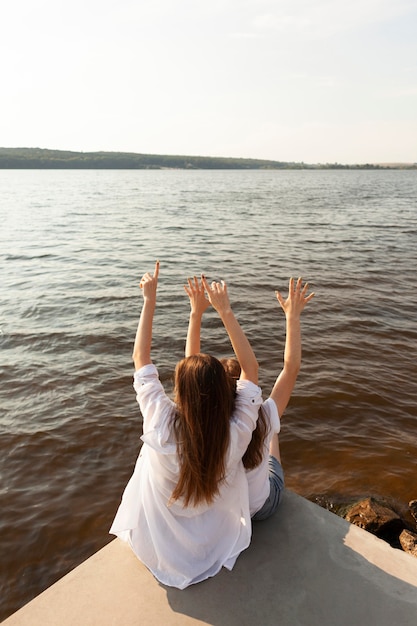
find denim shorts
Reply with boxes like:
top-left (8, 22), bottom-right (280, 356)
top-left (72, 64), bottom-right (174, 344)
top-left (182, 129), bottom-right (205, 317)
top-left (251, 455), bottom-right (285, 522)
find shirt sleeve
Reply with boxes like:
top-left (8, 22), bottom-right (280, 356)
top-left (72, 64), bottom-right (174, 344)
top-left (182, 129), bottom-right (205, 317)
top-left (262, 397), bottom-right (281, 434)
top-left (133, 364), bottom-right (176, 451)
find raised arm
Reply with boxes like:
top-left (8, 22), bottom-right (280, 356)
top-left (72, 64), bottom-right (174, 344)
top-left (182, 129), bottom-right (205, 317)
top-left (184, 276), bottom-right (211, 357)
top-left (201, 275), bottom-right (259, 385)
top-left (132, 260), bottom-right (160, 371)
top-left (270, 277), bottom-right (314, 417)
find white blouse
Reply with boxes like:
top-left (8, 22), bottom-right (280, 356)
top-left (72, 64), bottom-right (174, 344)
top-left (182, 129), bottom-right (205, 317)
top-left (246, 397), bottom-right (281, 516)
top-left (110, 363), bottom-right (262, 589)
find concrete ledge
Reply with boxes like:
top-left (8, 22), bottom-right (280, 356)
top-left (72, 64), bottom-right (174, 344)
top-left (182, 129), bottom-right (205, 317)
top-left (4, 490), bottom-right (417, 625)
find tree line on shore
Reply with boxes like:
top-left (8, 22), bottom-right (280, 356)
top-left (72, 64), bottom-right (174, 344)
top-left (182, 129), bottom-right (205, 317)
top-left (0, 147), bottom-right (415, 170)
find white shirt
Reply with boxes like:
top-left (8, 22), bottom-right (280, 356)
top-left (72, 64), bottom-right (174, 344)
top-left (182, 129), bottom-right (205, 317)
top-left (246, 397), bottom-right (281, 516)
top-left (110, 363), bottom-right (262, 589)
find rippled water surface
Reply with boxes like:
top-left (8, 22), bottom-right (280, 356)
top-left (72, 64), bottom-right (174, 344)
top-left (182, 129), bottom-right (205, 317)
top-left (1, 169), bottom-right (416, 619)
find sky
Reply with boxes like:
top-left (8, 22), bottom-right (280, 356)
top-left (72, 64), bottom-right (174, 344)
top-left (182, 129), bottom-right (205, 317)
top-left (2, 0), bottom-right (417, 164)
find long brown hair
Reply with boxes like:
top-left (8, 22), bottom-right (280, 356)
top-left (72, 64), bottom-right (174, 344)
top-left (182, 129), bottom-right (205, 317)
top-left (220, 358), bottom-right (269, 471)
top-left (171, 354), bottom-right (234, 507)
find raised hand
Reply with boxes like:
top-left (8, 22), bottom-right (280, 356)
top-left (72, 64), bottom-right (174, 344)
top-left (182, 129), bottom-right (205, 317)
top-left (275, 277), bottom-right (314, 319)
top-left (201, 275), bottom-right (232, 318)
top-left (132, 261), bottom-right (160, 369)
top-left (201, 274), bottom-right (258, 383)
top-left (139, 260), bottom-right (160, 302)
top-left (269, 277), bottom-right (314, 418)
top-left (184, 276), bottom-right (211, 316)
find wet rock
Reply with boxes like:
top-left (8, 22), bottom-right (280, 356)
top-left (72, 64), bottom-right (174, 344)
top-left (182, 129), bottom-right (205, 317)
top-left (409, 500), bottom-right (417, 524)
top-left (309, 494), bottom-right (353, 518)
top-left (310, 493), bottom-right (417, 552)
top-left (344, 497), bottom-right (405, 548)
top-left (344, 497), bottom-right (401, 532)
top-left (399, 529), bottom-right (417, 558)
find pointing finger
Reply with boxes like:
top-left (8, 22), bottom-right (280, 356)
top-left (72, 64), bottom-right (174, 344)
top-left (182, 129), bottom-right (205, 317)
top-left (275, 290), bottom-right (285, 307)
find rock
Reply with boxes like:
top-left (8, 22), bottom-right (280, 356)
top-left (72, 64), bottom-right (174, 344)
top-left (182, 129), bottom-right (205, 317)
top-left (344, 497), bottom-right (405, 547)
top-left (409, 500), bottom-right (417, 524)
top-left (399, 529), bottom-right (417, 557)
top-left (344, 497), bottom-right (401, 532)
top-left (311, 493), bottom-right (417, 552)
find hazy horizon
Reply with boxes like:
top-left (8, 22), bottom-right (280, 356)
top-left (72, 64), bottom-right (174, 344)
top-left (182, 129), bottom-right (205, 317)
top-left (2, 1), bottom-right (416, 164)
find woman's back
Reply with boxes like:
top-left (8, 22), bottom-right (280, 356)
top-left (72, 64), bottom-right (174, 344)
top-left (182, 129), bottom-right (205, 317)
top-left (110, 264), bottom-right (261, 588)
top-left (110, 363), bottom-right (262, 588)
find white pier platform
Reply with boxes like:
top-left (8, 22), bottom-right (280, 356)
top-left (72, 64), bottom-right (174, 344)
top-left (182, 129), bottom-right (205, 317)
top-left (3, 490), bottom-right (417, 625)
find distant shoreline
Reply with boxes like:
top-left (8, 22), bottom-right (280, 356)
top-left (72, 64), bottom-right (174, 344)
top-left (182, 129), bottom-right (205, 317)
top-left (0, 148), bottom-right (416, 170)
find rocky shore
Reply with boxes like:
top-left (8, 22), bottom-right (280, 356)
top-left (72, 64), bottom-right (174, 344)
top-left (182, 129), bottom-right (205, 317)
top-left (311, 495), bottom-right (417, 557)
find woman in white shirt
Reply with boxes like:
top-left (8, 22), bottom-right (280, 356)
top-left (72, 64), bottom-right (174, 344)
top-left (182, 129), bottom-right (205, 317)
top-left (110, 262), bottom-right (262, 589)
top-left (184, 275), bottom-right (314, 521)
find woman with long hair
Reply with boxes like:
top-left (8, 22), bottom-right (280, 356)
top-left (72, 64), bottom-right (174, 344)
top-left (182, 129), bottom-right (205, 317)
top-left (110, 262), bottom-right (262, 589)
top-left (184, 275), bottom-right (314, 521)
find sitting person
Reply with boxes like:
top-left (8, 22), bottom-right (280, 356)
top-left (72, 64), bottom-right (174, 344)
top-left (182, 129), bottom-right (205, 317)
top-left (110, 262), bottom-right (262, 589)
top-left (184, 275), bottom-right (314, 521)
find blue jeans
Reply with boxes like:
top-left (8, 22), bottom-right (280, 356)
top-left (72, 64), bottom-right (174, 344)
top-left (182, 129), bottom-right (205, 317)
top-left (251, 455), bottom-right (285, 521)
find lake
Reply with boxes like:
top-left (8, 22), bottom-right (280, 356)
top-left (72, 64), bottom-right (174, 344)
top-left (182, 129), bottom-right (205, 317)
top-left (1, 168), bottom-right (416, 619)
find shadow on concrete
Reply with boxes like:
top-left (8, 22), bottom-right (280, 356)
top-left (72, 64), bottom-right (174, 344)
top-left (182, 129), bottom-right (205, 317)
top-left (165, 490), bottom-right (417, 626)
